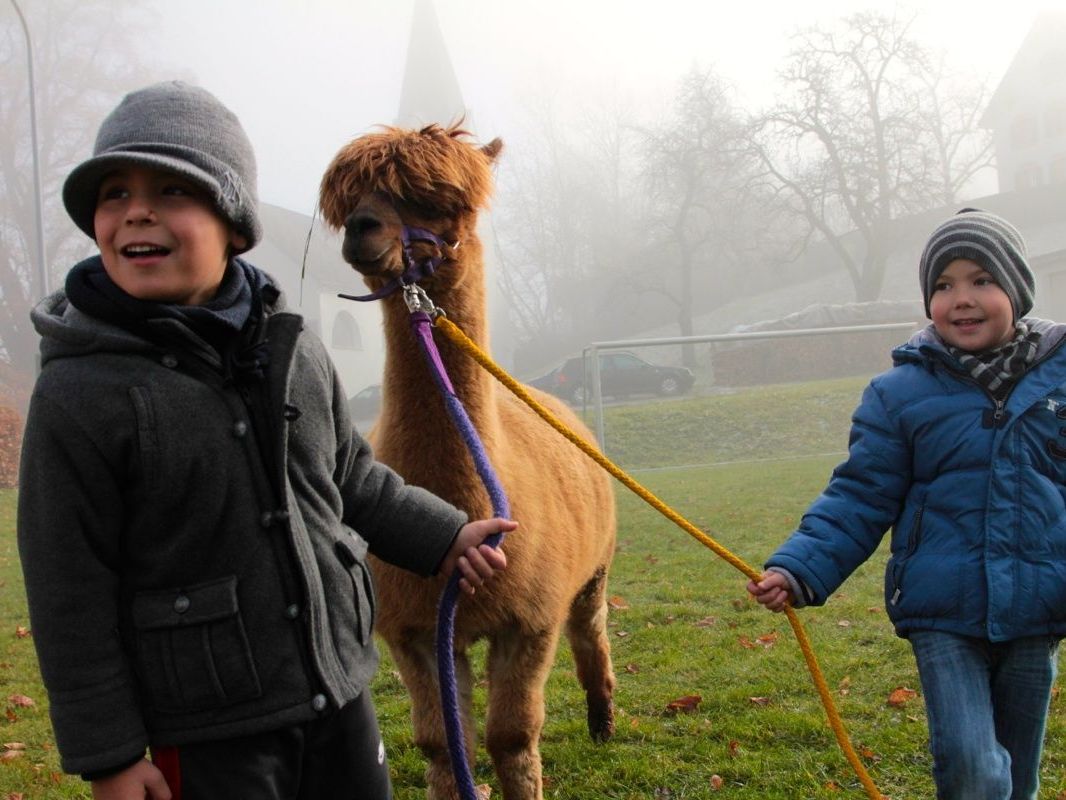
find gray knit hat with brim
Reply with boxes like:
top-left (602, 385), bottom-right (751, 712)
top-left (63, 81), bottom-right (261, 253)
top-left (919, 207), bottom-right (1033, 320)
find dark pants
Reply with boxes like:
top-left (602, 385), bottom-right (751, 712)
top-left (151, 691), bottom-right (393, 800)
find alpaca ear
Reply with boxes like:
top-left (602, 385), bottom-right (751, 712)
top-left (481, 138), bottom-right (503, 163)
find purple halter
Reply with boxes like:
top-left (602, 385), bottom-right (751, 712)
top-left (338, 225), bottom-right (458, 302)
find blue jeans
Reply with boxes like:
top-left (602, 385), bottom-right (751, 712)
top-left (909, 631), bottom-right (1061, 800)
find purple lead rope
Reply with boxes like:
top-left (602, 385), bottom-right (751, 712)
top-left (410, 311), bottom-right (509, 800)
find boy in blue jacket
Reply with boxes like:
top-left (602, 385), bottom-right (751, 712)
top-left (748, 209), bottom-right (1065, 800)
top-left (17, 81), bottom-right (515, 800)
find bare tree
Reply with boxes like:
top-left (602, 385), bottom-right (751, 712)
top-left (492, 89), bottom-right (648, 371)
top-left (749, 11), bottom-right (993, 302)
top-left (637, 67), bottom-right (777, 365)
top-left (1, 0), bottom-right (158, 407)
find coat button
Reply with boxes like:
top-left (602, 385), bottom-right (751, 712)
top-left (311, 694), bottom-right (327, 712)
top-left (233, 420), bottom-right (248, 437)
top-left (285, 604), bottom-right (300, 620)
top-left (161, 354), bottom-right (178, 368)
top-left (173, 595), bottom-right (190, 614)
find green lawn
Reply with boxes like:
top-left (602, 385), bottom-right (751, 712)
top-left (1, 377), bottom-right (1063, 798)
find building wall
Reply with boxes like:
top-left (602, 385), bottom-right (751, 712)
top-left (985, 13), bottom-right (1066, 192)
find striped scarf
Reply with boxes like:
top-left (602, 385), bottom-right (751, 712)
top-left (947, 322), bottom-right (1041, 400)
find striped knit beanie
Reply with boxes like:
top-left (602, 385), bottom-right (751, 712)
top-left (919, 208), bottom-right (1033, 319)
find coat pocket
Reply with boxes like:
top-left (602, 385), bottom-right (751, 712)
top-left (132, 575), bottom-right (262, 713)
top-left (335, 530), bottom-right (375, 647)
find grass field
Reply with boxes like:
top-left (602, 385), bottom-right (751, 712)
top-left (0, 377), bottom-right (1063, 798)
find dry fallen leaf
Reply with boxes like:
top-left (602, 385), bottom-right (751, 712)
top-left (13, 627), bottom-right (29, 640)
top-left (607, 596), bottom-right (629, 610)
top-left (727, 739), bottom-right (740, 757)
top-left (737, 636), bottom-right (755, 649)
top-left (837, 619), bottom-right (851, 628)
top-left (7, 792), bottom-right (25, 800)
top-left (748, 696), bottom-right (771, 706)
top-left (755, 631), bottom-right (779, 647)
top-left (694, 616), bottom-right (718, 628)
top-left (0, 751), bottom-right (22, 763)
top-left (887, 687), bottom-right (918, 707)
top-left (664, 695), bottom-right (702, 715)
top-left (860, 745), bottom-right (882, 763)
top-left (1, 744), bottom-right (24, 752)
top-left (6, 696), bottom-right (33, 709)
top-left (475, 783), bottom-right (491, 800)
top-left (709, 774), bottom-right (724, 790)
top-left (625, 663), bottom-right (640, 674)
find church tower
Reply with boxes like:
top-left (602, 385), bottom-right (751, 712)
top-left (396, 0), bottom-right (469, 128)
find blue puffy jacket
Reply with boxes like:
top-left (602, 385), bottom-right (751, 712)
top-left (767, 319), bottom-right (1066, 642)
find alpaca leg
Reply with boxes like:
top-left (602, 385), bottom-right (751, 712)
top-left (566, 566), bottom-right (616, 742)
top-left (388, 633), bottom-right (477, 800)
top-left (484, 627), bottom-right (560, 800)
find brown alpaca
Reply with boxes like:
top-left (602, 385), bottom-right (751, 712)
top-left (319, 124), bottom-right (617, 800)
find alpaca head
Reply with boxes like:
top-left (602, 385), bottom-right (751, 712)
top-left (319, 123), bottom-right (502, 281)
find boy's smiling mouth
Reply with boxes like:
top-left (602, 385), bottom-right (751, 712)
top-left (121, 243), bottom-right (171, 258)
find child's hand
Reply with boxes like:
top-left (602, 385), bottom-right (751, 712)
top-left (746, 570), bottom-right (794, 613)
top-left (440, 518), bottom-right (516, 595)
top-left (91, 758), bottom-right (171, 800)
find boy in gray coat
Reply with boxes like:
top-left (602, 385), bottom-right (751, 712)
top-left (18, 80), bottom-right (514, 800)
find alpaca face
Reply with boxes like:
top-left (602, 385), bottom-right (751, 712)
top-left (341, 191), bottom-right (404, 277)
top-left (339, 191), bottom-right (450, 281)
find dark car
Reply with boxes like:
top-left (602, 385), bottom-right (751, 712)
top-left (348, 384), bottom-right (383, 420)
top-left (537, 352), bottom-right (694, 404)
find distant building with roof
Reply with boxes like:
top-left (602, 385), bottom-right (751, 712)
top-left (980, 9), bottom-right (1066, 192)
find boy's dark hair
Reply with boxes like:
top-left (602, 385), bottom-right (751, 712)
top-left (63, 81), bottom-right (262, 253)
top-left (919, 208), bottom-right (1033, 319)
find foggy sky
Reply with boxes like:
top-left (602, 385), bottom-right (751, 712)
top-left (138, 0), bottom-right (1058, 215)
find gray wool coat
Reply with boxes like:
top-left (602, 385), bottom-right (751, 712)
top-left (17, 276), bottom-right (466, 775)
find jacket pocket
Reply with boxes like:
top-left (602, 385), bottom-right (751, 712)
top-left (335, 530), bottom-right (375, 647)
top-left (132, 575), bottom-right (262, 713)
top-left (889, 505), bottom-right (924, 607)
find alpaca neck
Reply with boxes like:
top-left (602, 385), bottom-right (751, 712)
top-left (378, 237), bottom-right (497, 435)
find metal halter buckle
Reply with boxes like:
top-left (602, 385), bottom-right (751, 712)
top-left (403, 283), bottom-right (443, 317)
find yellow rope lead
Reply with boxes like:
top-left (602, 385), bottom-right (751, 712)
top-left (435, 315), bottom-right (884, 800)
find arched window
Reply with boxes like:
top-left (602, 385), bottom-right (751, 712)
top-left (331, 311), bottom-right (362, 351)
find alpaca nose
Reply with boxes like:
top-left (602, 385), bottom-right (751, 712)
top-left (345, 211), bottom-right (382, 238)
